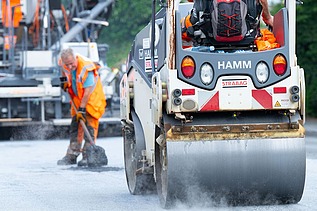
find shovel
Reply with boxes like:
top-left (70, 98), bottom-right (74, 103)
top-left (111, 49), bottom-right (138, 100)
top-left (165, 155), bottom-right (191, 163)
top-left (69, 97), bottom-right (108, 167)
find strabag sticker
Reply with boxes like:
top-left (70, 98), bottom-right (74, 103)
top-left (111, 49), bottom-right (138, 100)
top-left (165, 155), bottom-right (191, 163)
top-left (222, 79), bottom-right (248, 88)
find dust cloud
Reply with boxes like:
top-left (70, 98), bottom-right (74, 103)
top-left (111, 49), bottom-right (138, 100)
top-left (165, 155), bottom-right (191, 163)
top-left (10, 125), bottom-right (69, 140)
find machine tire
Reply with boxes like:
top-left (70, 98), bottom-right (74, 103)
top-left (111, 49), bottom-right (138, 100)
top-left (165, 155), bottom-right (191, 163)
top-left (123, 110), bottom-right (155, 195)
top-left (155, 141), bottom-right (174, 208)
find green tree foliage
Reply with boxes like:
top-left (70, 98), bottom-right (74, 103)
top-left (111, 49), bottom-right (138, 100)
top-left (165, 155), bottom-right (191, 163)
top-left (296, 0), bottom-right (317, 117)
top-left (270, 2), bottom-right (284, 15)
top-left (99, 0), bottom-right (153, 67)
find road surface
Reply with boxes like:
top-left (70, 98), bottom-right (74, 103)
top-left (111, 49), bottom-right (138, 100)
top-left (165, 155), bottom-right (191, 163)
top-left (0, 119), bottom-right (316, 210)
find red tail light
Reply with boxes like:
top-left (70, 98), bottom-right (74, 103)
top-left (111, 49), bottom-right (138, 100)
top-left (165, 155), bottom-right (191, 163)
top-left (273, 54), bottom-right (287, 76)
top-left (181, 56), bottom-right (195, 78)
top-left (182, 89), bottom-right (195, 95)
top-left (273, 87), bottom-right (287, 93)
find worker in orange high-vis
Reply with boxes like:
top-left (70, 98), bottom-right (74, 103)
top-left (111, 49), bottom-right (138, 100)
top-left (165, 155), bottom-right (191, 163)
top-left (57, 48), bottom-right (106, 166)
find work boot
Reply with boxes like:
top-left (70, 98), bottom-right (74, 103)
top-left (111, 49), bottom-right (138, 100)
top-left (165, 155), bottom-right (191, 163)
top-left (77, 151), bottom-right (88, 167)
top-left (57, 155), bottom-right (77, 165)
top-left (77, 158), bottom-right (88, 167)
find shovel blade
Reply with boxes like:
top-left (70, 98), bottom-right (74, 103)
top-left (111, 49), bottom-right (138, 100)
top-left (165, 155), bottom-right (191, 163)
top-left (86, 145), bottom-right (108, 167)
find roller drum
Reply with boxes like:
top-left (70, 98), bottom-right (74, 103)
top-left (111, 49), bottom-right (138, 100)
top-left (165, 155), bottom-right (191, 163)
top-left (166, 138), bottom-right (306, 205)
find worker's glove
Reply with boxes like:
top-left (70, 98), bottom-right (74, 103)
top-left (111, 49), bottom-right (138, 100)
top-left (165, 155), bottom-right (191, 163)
top-left (60, 76), bottom-right (69, 92)
top-left (76, 107), bottom-right (87, 123)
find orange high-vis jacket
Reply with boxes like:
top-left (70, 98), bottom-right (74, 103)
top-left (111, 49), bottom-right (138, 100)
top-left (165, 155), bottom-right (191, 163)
top-left (2, 0), bottom-right (22, 28)
top-left (62, 55), bottom-right (106, 120)
top-left (255, 29), bottom-right (280, 51)
top-left (181, 15), bottom-right (193, 42)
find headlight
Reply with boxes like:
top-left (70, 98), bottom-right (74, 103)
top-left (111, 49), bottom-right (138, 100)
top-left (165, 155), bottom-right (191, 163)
top-left (256, 62), bottom-right (269, 83)
top-left (200, 63), bottom-right (213, 85)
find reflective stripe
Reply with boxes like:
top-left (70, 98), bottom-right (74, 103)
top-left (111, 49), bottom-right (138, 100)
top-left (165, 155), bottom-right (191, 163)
top-left (80, 64), bottom-right (98, 96)
top-left (79, 63), bottom-right (95, 82)
top-left (86, 74), bottom-right (98, 96)
top-left (90, 75), bottom-right (98, 94)
top-left (83, 72), bottom-right (95, 88)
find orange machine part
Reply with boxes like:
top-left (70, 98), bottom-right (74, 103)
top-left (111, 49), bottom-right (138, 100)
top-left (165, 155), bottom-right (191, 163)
top-left (2, 0), bottom-right (23, 28)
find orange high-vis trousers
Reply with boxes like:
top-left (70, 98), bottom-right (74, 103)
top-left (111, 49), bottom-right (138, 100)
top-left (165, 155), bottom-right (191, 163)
top-left (66, 113), bottom-right (99, 157)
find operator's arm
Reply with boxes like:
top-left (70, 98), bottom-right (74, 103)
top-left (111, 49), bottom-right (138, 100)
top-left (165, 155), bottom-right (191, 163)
top-left (260, 0), bottom-right (274, 27)
top-left (80, 86), bottom-right (93, 108)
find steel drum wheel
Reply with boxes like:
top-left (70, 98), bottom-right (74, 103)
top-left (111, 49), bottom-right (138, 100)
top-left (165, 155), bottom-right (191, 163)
top-left (165, 137), bottom-right (306, 206)
top-left (155, 142), bottom-right (174, 208)
top-left (123, 113), bottom-right (155, 194)
top-left (123, 127), bottom-right (139, 194)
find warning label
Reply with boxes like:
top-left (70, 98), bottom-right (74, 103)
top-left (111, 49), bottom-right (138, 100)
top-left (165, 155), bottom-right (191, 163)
top-left (275, 101), bottom-right (281, 107)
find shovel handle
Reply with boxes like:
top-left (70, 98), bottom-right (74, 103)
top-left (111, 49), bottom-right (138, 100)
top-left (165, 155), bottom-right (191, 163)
top-left (79, 119), bottom-right (95, 146)
top-left (68, 95), bottom-right (95, 146)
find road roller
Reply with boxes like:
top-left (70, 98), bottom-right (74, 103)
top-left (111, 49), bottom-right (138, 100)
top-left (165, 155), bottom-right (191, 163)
top-left (120, 0), bottom-right (306, 208)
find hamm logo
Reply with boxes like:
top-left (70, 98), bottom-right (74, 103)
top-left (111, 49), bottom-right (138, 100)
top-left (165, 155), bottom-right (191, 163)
top-left (218, 60), bottom-right (251, 70)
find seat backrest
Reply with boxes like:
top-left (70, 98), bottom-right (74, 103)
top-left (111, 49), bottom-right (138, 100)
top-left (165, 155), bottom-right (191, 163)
top-left (190, 0), bottom-right (262, 47)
